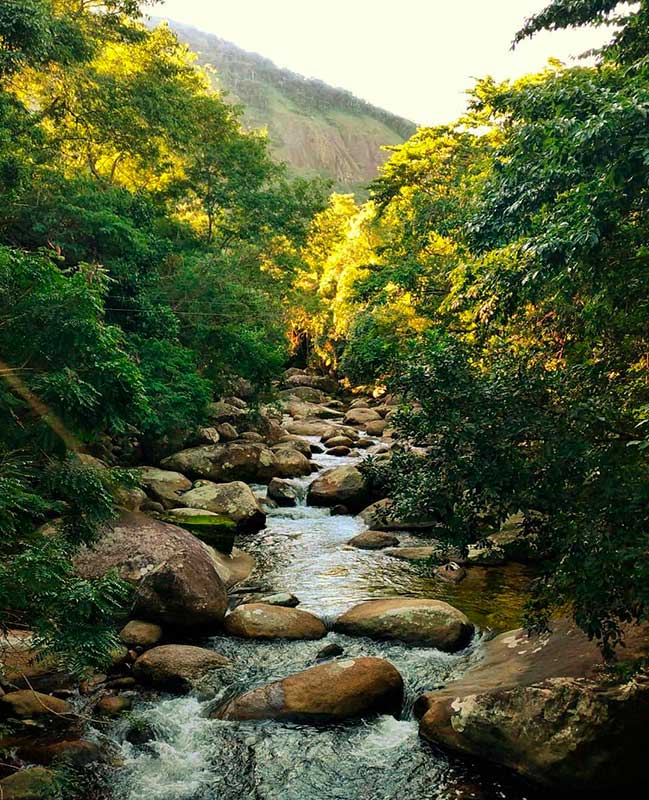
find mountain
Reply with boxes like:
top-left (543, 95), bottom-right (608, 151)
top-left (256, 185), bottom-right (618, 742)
top-left (161, 19), bottom-right (417, 193)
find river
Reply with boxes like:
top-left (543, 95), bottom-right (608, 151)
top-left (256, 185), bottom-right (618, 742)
top-left (109, 435), bottom-right (536, 800)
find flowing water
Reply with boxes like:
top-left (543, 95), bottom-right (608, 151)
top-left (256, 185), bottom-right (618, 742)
top-left (111, 434), bottom-right (536, 800)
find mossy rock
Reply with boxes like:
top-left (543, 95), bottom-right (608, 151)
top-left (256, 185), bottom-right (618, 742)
top-left (161, 510), bottom-right (236, 554)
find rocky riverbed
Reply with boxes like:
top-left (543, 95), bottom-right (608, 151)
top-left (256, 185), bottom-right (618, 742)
top-left (1, 368), bottom-right (647, 798)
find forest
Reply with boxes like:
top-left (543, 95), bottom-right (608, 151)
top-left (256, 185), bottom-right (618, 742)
top-left (1, 1), bottom-right (648, 798)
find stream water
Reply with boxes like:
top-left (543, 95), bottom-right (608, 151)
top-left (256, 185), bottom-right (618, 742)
top-left (110, 436), bottom-right (536, 800)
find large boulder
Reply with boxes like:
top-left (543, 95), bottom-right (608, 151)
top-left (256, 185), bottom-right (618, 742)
top-left (0, 768), bottom-right (56, 800)
top-left (343, 407), bottom-right (382, 426)
top-left (206, 400), bottom-right (247, 425)
top-left (416, 619), bottom-right (649, 790)
top-left (224, 604), bottom-right (327, 640)
top-left (216, 657), bottom-right (403, 723)
top-left (179, 480), bottom-right (265, 531)
top-left (279, 386), bottom-right (329, 403)
top-left (333, 599), bottom-right (474, 651)
top-left (273, 436), bottom-right (312, 458)
top-left (272, 447), bottom-right (312, 478)
top-left (160, 442), bottom-right (277, 484)
top-left (119, 620), bottom-right (162, 649)
top-left (160, 507), bottom-right (237, 553)
top-left (133, 645), bottom-right (230, 692)
top-left (358, 498), bottom-right (437, 531)
top-left (285, 373), bottom-right (338, 394)
top-left (285, 420), bottom-right (336, 438)
top-left (284, 400), bottom-right (343, 421)
top-left (74, 512), bottom-right (228, 632)
top-left (138, 466), bottom-right (192, 509)
top-left (267, 477), bottom-right (298, 507)
top-left (307, 465), bottom-right (369, 512)
top-left (0, 690), bottom-right (70, 719)
top-left (348, 530), bottom-right (400, 550)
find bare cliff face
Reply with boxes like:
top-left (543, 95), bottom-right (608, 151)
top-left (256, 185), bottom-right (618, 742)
top-left (162, 19), bottom-right (417, 193)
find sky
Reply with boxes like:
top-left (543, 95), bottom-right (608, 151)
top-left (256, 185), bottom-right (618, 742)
top-left (155, 0), bottom-right (613, 125)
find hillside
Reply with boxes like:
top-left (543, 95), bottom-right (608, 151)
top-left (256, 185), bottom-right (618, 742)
top-left (162, 19), bottom-right (417, 192)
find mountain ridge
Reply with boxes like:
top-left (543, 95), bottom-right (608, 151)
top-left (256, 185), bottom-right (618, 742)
top-left (157, 18), bottom-right (417, 192)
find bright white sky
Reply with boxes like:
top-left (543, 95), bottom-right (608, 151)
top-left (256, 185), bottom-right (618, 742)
top-left (154, 0), bottom-right (612, 125)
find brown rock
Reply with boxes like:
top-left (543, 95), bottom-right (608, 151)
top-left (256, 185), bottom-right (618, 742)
top-left (348, 530), bottom-right (400, 550)
top-left (343, 408), bottom-right (382, 426)
top-left (326, 446), bottom-right (351, 457)
top-left (133, 645), bottom-right (230, 692)
top-left (365, 419), bottom-right (387, 436)
top-left (0, 690), bottom-right (70, 719)
top-left (0, 768), bottom-right (56, 799)
top-left (224, 604), bottom-right (327, 640)
top-left (216, 657), bottom-right (403, 723)
top-left (138, 466), bottom-right (192, 510)
top-left (333, 599), bottom-right (474, 651)
top-left (179, 480), bottom-right (265, 530)
top-left (272, 448), bottom-right (312, 478)
top-left (267, 477), bottom-right (298, 506)
top-left (95, 696), bottom-right (132, 717)
top-left (307, 465), bottom-right (369, 512)
top-left (74, 512), bottom-right (228, 632)
top-left (119, 620), bottom-right (163, 649)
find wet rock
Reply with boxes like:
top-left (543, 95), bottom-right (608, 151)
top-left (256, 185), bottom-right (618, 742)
top-left (207, 547), bottom-right (256, 589)
top-left (355, 438), bottom-right (374, 449)
top-left (0, 767), bottom-right (56, 799)
top-left (119, 620), bottom-right (163, 649)
top-left (274, 435), bottom-right (313, 458)
top-left (74, 512), bottom-right (228, 632)
top-left (384, 546), bottom-right (439, 562)
top-left (95, 695), bottom-right (132, 717)
top-left (161, 507), bottom-right (238, 552)
top-left (322, 435), bottom-right (354, 448)
top-left (216, 657), bottom-right (403, 724)
top-left (267, 478), bottom-right (298, 507)
top-left (0, 630), bottom-right (74, 694)
top-left (307, 465), bottom-right (369, 512)
top-left (133, 645), bottom-right (230, 692)
top-left (359, 498), bottom-right (437, 531)
top-left (343, 407), bottom-right (382, 426)
top-left (284, 400), bottom-right (344, 420)
top-left (0, 690), bottom-right (71, 719)
top-left (348, 530), bottom-right (400, 550)
top-left (333, 599), bottom-right (474, 652)
top-left (240, 431), bottom-right (264, 442)
top-left (224, 604), bottom-right (327, 640)
top-left (243, 592), bottom-right (300, 607)
top-left (272, 447), bottom-right (311, 478)
top-left (365, 419), bottom-right (387, 436)
top-left (280, 386), bottom-right (329, 403)
top-left (19, 739), bottom-right (101, 767)
top-left (106, 677), bottom-right (137, 690)
top-left (326, 445), bottom-right (351, 457)
top-left (416, 619), bottom-right (649, 790)
top-left (331, 504), bottom-right (349, 516)
top-left (315, 643), bottom-right (344, 660)
top-left (179, 480), bottom-right (265, 530)
top-left (434, 562), bottom-right (467, 583)
top-left (138, 466), bottom-right (192, 509)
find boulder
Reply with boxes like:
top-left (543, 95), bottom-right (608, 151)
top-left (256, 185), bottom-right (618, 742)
top-left (416, 619), bottom-right (649, 790)
top-left (273, 436), bottom-right (312, 457)
top-left (241, 592), bottom-right (300, 608)
top-left (365, 419), bottom-right (387, 436)
top-left (343, 407), bottom-right (382, 426)
top-left (133, 645), bottom-right (230, 692)
top-left (0, 630), bottom-right (74, 693)
top-left (206, 400), bottom-right (247, 424)
top-left (349, 398), bottom-right (370, 409)
top-left (138, 467), bottom-right (192, 509)
top-left (327, 446), bottom-right (351, 457)
top-left (0, 768), bottom-right (56, 800)
top-left (267, 478), bottom-right (298, 507)
top-left (284, 400), bottom-right (343, 421)
top-left (160, 507), bottom-right (238, 552)
top-left (74, 512), bottom-right (228, 632)
top-left (95, 696), bottom-right (132, 716)
top-left (333, 599), bottom-right (474, 651)
top-left (307, 465), bottom-right (369, 512)
top-left (114, 484), bottom-right (147, 512)
top-left (280, 386), bottom-right (329, 403)
top-left (358, 498), bottom-right (437, 531)
top-left (285, 420), bottom-right (336, 438)
top-left (272, 448), bottom-right (311, 478)
top-left (348, 530), bottom-right (400, 550)
top-left (161, 443), bottom-right (277, 484)
top-left (179, 480), bottom-right (265, 531)
top-left (18, 739), bottom-right (100, 768)
top-left (322, 435), bottom-right (354, 448)
top-left (240, 431), bottom-right (264, 442)
top-left (285, 374), bottom-right (338, 394)
top-left (224, 604), bottom-right (326, 640)
top-left (0, 690), bottom-right (70, 719)
top-left (315, 643), bottom-right (345, 660)
top-left (119, 620), bottom-right (163, 649)
top-left (188, 426), bottom-right (221, 446)
top-left (216, 657), bottom-right (403, 723)
top-left (215, 422), bottom-right (238, 441)
top-left (434, 562), bottom-right (467, 583)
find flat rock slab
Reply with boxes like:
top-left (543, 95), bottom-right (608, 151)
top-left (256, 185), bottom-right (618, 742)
top-left (215, 657), bottom-right (403, 723)
top-left (415, 619), bottom-right (649, 790)
top-left (224, 604), bottom-right (327, 640)
top-left (333, 599), bottom-right (474, 652)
